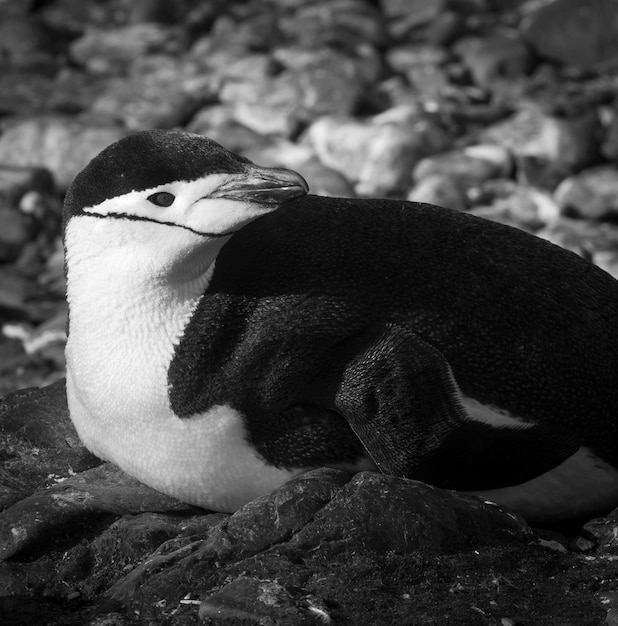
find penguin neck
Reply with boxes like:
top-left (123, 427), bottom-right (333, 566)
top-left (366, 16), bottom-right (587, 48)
top-left (64, 216), bottom-right (222, 451)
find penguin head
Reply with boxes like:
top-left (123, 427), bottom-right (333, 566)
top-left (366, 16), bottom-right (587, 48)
top-left (63, 129), bottom-right (309, 271)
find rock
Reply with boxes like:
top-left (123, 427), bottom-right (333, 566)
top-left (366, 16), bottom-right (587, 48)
top-left (69, 23), bottom-right (189, 75)
top-left (0, 463), bottom-right (193, 562)
top-left (0, 166), bottom-right (57, 263)
top-left (220, 48), bottom-right (376, 136)
top-left (0, 266), bottom-right (38, 320)
top-left (0, 165), bottom-right (55, 204)
top-left (0, 383), bottom-right (614, 625)
top-left (0, 116), bottom-right (128, 189)
top-left (413, 144), bottom-right (513, 190)
top-left (286, 472), bottom-right (530, 555)
top-left (0, 14), bottom-right (64, 69)
top-left (0, 207), bottom-right (32, 263)
top-left (0, 70), bottom-right (59, 116)
top-left (4, 304), bottom-right (68, 373)
top-left (523, 0), bottom-right (618, 71)
top-left (278, 0), bottom-right (387, 50)
top-left (199, 576), bottom-right (307, 623)
top-left (91, 58), bottom-right (216, 129)
top-left (308, 109), bottom-right (452, 196)
top-left (469, 181), bottom-right (558, 230)
top-left (244, 139), bottom-right (356, 197)
top-left (455, 31), bottom-right (535, 90)
top-left (0, 380), bottom-right (98, 512)
top-left (536, 217), bottom-right (618, 279)
top-left (554, 165), bottom-right (618, 220)
top-left (382, 0), bottom-right (449, 40)
top-left (385, 44), bottom-right (451, 103)
top-left (407, 173), bottom-right (467, 211)
top-left (480, 106), bottom-right (603, 188)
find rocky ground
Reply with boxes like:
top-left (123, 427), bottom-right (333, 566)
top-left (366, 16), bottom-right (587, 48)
top-left (2, 0), bottom-right (618, 623)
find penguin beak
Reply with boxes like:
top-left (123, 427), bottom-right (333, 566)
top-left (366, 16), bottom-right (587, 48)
top-left (211, 165), bottom-right (309, 206)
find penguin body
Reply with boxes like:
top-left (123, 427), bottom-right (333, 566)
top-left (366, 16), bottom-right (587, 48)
top-left (63, 130), bottom-right (618, 523)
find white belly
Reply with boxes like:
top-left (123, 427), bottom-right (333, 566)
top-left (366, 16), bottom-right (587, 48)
top-left (468, 447), bottom-right (618, 524)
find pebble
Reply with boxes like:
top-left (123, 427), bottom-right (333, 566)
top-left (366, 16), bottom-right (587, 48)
top-left (199, 577), bottom-right (304, 623)
top-left (407, 173), bottom-right (467, 212)
top-left (469, 181), bottom-right (558, 231)
top-left (0, 115), bottom-right (128, 189)
top-left (454, 31), bottom-right (535, 90)
top-left (278, 0), bottom-right (387, 49)
top-left (413, 144), bottom-right (513, 190)
top-left (554, 165), bottom-right (618, 220)
top-left (220, 48), bottom-right (374, 136)
top-left (479, 106), bottom-right (603, 187)
top-left (69, 23), bottom-right (189, 75)
top-left (91, 58), bottom-right (216, 130)
top-left (523, 0), bottom-right (618, 71)
top-left (308, 109), bottom-right (452, 196)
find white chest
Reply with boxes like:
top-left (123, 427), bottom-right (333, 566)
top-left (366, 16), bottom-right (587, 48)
top-left (64, 217), bottom-right (299, 511)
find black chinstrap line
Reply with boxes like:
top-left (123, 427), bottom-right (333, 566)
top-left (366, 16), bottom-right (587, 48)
top-left (81, 210), bottom-right (235, 238)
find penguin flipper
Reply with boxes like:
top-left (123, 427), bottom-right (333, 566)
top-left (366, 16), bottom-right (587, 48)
top-left (332, 324), bottom-right (581, 491)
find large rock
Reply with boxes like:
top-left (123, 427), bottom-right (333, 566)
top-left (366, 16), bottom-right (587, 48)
top-left (0, 383), bottom-right (615, 625)
top-left (523, 0), bottom-right (618, 71)
top-left (480, 106), bottom-right (603, 188)
top-left (220, 48), bottom-right (378, 136)
top-left (69, 23), bottom-right (189, 75)
top-left (307, 108), bottom-right (453, 196)
top-left (554, 165), bottom-right (618, 220)
top-left (0, 116), bottom-right (128, 189)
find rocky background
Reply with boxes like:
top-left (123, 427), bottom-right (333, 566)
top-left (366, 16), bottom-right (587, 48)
top-left (3, 0), bottom-right (618, 624)
top-left (3, 0), bottom-right (618, 396)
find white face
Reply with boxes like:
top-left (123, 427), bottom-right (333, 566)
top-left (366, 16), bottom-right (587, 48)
top-left (83, 173), bottom-right (278, 238)
top-left (68, 172), bottom-right (288, 283)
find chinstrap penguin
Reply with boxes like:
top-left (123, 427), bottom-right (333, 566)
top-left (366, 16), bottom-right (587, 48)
top-left (63, 129), bottom-right (618, 524)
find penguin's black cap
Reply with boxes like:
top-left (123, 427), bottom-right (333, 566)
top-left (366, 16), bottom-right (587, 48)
top-left (63, 129), bottom-right (252, 220)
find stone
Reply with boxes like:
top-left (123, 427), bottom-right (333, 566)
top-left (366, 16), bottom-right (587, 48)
top-left (413, 145), bottom-right (513, 190)
top-left (0, 165), bottom-right (56, 263)
top-left (286, 472), bottom-right (530, 555)
top-left (469, 181), bottom-right (558, 231)
top-left (69, 23), bottom-right (189, 75)
top-left (0, 14), bottom-right (64, 69)
top-left (454, 32), bottom-right (535, 90)
top-left (0, 266), bottom-right (38, 320)
top-left (536, 217), bottom-right (618, 280)
top-left (220, 49), bottom-right (374, 136)
top-left (244, 139), bottom-right (356, 198)
top-left (199, 576), bottom-right (305, 623)
top-left (307, 110), bottom-right (452, 196)
top-left (0, 116), bottom-right (128, 189)
top-left (0, 380), bottom-right (97, 511)
top-left (554, 165), bottom-right (618, 220)
top-left (0, 165), bottom-right (55, 204)
top-left (4, 304), bottom-right (68, 373)
top-left (90, 58), bottom-right (216, 130)
top-left (479, 106), bottom-right (603, 188)
top-left (385, 44), bottom-right (451, 102)
top-left (407, 174), bottom-right (467, 212)
top-left (382, 0), bottom-right (448, 40)
top-left (523, 0), bottom-right (618, 71)
top-left (0, 70), bottom-right (58, 116)
top-left (0, 207), bottom-right (32, 263)
top-left (278, 0), bottom-right (387, 49)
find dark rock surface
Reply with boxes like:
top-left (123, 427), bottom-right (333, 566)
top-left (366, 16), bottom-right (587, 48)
top-left (2, 0), bottom-right (618, 623)
top-left (0, 383), bottom-right (616, 625)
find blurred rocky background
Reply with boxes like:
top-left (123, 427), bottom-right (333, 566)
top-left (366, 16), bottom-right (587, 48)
top-left (5, 2), bottom-right (618, 624)
top-left (1, 0), bottom-right (618, 396)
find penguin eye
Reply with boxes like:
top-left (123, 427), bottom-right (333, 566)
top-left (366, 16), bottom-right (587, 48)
top-left (147, 192), bottom-right (175, 207)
